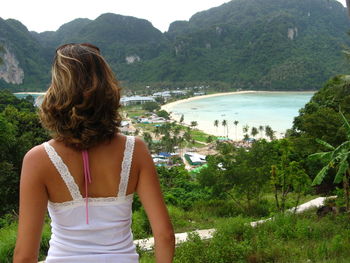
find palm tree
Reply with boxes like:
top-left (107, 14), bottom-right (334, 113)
top-left (309, 111), bottom-right (350, 211)
top-left (243, 124), bottom-right (249, 140)
top-left (234, 120), bottom-right (239, 141)
top-left (173, 126), bottom-right (181, 137)
top-left (265, 125), bottom-right (275, 141)
top-left (222, 120), bottom-right (228, 137)
top-left (180, 114), bottom-right (184, 124)
top-left (251, 127), bottom-right (258, 139)
top-left (259, 125), bottom-right (264, 139)
top-left (214, 120), bottom-right (219, 134)
top-left (190, 121), bottom-right (198, 129)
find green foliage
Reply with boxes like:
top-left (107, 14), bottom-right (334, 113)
top-left (132, 208), bottom-right (152, 239)
top-left (308, 111), bottom-right (350, 211)
top-left (0, 91), bottom-right (49, 216)
top-left (155, 109), bottom-right (170, 120)
top-left (172, 212), bottom-right (350, 263)
top-left (270, 139), bottom-right (311, 212)
top-left (1, 0), bottom-right (350, 91)
top-left (198, 140), bottom-right (278, 214)
top-left (157, 166), bottom-right (210, 210)
top-left (142, 102), bottom-right (160, 112)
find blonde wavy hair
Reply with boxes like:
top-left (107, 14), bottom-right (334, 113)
top-left (40, 43), bottom-right (122, 149)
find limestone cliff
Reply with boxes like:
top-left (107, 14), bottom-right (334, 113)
top-left (0, 47), bottom-right (24, 85)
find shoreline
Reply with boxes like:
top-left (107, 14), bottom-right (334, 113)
top-left (161, 90), bottom-right (315, 140)
top-left (13, 92), bottom-right (46, 95)
top-left (161, 90), bottom-right (314, 112)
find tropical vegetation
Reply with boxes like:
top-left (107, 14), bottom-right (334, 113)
top-left (1, 71), bottom-right (350, 261)
top-left (0, 0), bottom-right (350, 91)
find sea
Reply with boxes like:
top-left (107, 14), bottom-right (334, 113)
top-left (14, 91), bottom-right (314, 140)
top-left (13, 92), bottom-right (45, 106)
top-left (164, 91), bottom-right (314, 140)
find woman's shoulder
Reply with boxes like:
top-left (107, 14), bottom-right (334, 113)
top-left (113, 133), bottom-right (147, 150)
top-left (23, 142), bottom-right (49, 163)
top-left (21, 142), bottom-right (52, 180)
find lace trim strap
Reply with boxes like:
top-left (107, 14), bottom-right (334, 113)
top-left (118, 136), bottom-right (135, 197)
top-left (43, 142), bottom-right (83, 200)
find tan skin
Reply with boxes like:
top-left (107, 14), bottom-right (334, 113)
top-left (13, 134), bottom-right (175, 263)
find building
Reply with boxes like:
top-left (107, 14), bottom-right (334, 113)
top-left (152, 90), bottom-right (187, 101)
top-left (184, 152), bottom-right (207, 166)
top-left (120, 96), bottom-right (156, 106)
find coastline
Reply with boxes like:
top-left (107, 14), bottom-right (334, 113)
top-left (161, 90), bottom-right (314, 112)
top-left (161, 90), bottom-right (315, 140)
top-left (13, 92), bottom-right (46, 95)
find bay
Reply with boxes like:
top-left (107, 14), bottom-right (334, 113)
top-left (163, 91), bottom-right (314, 140)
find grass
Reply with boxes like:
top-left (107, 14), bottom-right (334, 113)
top-left (2, 202), bottom-right (349, 262)
top-left (190, 129), bottom-right (214, 143)
top-left (137, 211), bottom-right (350, 263)
top-left (171, 211), bottom-right (350, 263)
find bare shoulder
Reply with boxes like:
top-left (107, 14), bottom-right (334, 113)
top-left (133, 136), bottom-right (151, 158)
top-left (22, 144), bottom-right (50, 180)
top-left (134, 136), bottom-right (148, 150)
top-left (23, 144), bottom-right (46, 163)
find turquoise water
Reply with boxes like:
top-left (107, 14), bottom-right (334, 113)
top-left (13, 93), bottom-right (45, 106)
top-left (166, 92), bottom-right (314, 139)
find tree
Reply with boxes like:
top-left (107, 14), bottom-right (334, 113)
top-left (309, 112), bottom-right (350, 211)
top-left (184, 128), bottom-right (192, 144)
top-left (243, 125), bottom-right (249, 140)
top-left (179, 114), bottom-right (184, 123)
top-left (347, 0), bottom-right (350, 17)
top-left (156, 110), bottom-right (170, 120)
top-left (142, 102), bottom-right (160, 112)
top-left (222, 120), bottom-right (228, 137)
top-left (265, 125), bottom-right (275, 141)
top-left (198, 140), bottom-right (278, 215)
top-left (214, 120), bottom-right (219, 134)
top-left (271, 139), bottom-right (310, 213)
top-left (234, 120), bottom-right (239, 141)
top-left (259, 125), bottom-right (264, 139)
top-left (251, 127), bottom-right (258, 139)
top-left (190, 121), bottom-right (198, 129)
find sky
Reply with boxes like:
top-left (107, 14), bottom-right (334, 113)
top-left (0, 0), bottom-right (347, 33)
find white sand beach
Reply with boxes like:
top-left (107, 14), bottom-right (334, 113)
top-left (13, 92), bottom-right (47, 95)
top-left (161, 90), bottom-right (314, 140)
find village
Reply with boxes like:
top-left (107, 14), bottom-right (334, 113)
top-left (118, 89), bottom-right (255, 173)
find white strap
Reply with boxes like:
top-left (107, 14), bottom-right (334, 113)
top-left (118, 136), bottom-right (135, 197)
top-left (43, 142), bottom-right (83, 200)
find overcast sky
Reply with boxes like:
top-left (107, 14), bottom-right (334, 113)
top-left (0, 0), bottom-right (347, 33)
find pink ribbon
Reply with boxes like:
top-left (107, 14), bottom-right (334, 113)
top-left (82, 150), bottom-right (92, 224)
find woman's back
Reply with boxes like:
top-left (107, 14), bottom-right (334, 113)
top-left (44, 135), bottom-right (139, 262)
top-left (43, 134), bottom-right (139, 203)
top-left (13, 43), bottom-right (174, 263)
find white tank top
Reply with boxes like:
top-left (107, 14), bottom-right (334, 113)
top-left (43, 136), bottom-right (139, 263)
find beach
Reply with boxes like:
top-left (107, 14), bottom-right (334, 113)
top-left (13, 92), bottom-right (47, 95)
top-left (161, 90), bottom-right (314, 140)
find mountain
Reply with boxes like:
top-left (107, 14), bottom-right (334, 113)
top-left (0, 0), bottom-right (349, 91)
top-left (0, 18), bottom-right (50, 91)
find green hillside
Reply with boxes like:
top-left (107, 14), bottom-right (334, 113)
top-left (0, 0), bottom-right (349, 91)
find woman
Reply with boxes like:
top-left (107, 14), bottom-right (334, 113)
top-left (13, 43), bottom-right (175, 263)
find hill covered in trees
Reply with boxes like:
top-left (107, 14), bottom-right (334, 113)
top-left (0, 0), bottom-right (349, 91)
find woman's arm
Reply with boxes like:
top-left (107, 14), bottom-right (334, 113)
top-left (135, 138), bottom-right (175, 263)
top-left (13, 146), bottom-right (48, 263)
